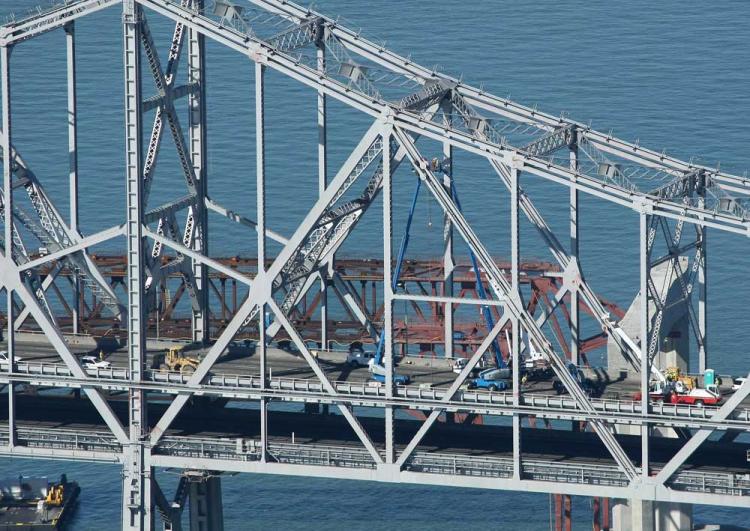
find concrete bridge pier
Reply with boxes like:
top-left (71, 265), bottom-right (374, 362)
top-left (188, 475), bottom-right (224, 531)
top-left (612, 499), bottom-right (692, 530)
top-left (608, 256), bottom-right (694, 531)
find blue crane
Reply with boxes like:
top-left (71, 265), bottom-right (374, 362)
top-left (369, 164), bottom-right (505, 387)
top-left (449, 181), bottom-right (505, 369)
top-left (368, 178), bottom-right (422, 385)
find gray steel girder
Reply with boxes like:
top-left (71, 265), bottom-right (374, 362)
top-left (0, 135), bottom-right (123, 320)
top-left (393, 126), bottom-right (638, 480)
top-left (148, 122), bottom-right (388, 444)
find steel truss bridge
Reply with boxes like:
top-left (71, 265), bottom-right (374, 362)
top-left (0, 0), bottom-right (749, 529)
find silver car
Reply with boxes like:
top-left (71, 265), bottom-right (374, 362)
top-left (346, 350), bottom-right (374, 367)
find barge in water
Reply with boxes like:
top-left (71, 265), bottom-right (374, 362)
top-left (0, 475), bottom-right (79, 530)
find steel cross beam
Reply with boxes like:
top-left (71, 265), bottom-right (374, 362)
top-left (262, 103), bottom-right (443, 344)
top-left (148, 121), bottom-right (386, 444)
top-left (204, 196), bottom-right (288, 245)
top-left (4, 364), bottom-right (750, 431)
top-left (250, 0), bottom-right (750, 199)
top-left (0, 134), bottom-right (124, 319)
top-left (392, 126), bottom-right (637, 480)
top-left (0, 0), bottom-right (119, 46)
top-left (122, 2), bottom-right (153, 529)
top-left (140, 4), bottom-right (196, 203)
top-left (139, 0), bottom-right (750, 240)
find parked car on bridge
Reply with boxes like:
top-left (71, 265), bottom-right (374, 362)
top-left (452, 356), bottom-right (488, 375)
top-left (80, 356), bottom-right (111, 370)
top-left (467, 367), bottom-right (510, 391)
top-left (0, 351), bottom-right (22, 363)
top-left (347, 349), bottom-right (374, 367)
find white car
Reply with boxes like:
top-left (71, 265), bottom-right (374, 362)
top-left (81, 356), bottom-right (111, 369)
top-left (452, 356), bottom-right (487, 374)
top-left (452, 357), bottom-right (467, 374)
top-left (346, 350), bottom-right (374, 367)
top-left (732, 377), bottom-right (746, 392)
top-left (0, 350), bottom-right (22, 362)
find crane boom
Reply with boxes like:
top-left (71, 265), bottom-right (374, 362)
top-left (450, 181), bottom-right (506, 368)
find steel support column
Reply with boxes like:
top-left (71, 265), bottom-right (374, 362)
top-left (188, 475), bottom-right (224, 531)
top-left (189, 0), bottom-right (208, 344)
top-left (4, 293), bottom-right (14, 449)
top-left (123, 3), bottom-right (152, 528)
top-left (1, 43), bottom-right (11, 266)
top-left (698, 190), bottom-right (707, 373)
top-left (442, 102), bottom-right (454, 359)
top-left (382, 123), bottom-right (395, 464)
top-left (316, 37), bottom-right (329, 350)
top-left (65, 21), bottom-right (80, 335)
top-left (255, 61), bottom-right (268, 463)
top-left (639, 210), bottom-right (650, 479)
top-left (3, 286), bottom-right (15, 449)
top-left (569, 134), bottom-right (579, 365)
top-left (510, 164), bottom-right (521, 480)
top-left (1, 43), bottom-right (14, 449)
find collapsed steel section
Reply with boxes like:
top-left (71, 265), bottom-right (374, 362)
top-left (0, 0), bottom-right (748, 529)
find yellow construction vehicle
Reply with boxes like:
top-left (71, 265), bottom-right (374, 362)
top-left (44, 484), bottom-right (64, 507)
top-left (664, 366), bottom-right (696, 392)
top-left (157, 346), bottom-right (200, 374)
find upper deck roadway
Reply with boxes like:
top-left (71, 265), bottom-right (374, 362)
top-left (2, 339), bottom-right (749, 432)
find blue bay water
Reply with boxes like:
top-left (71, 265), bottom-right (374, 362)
top-left (1, 0), bottom-right (749, 528)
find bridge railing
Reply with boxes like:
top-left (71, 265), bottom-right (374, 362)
top-left (152, 435), bottom-right (750, 497)
top-left (3, 360), bottom-right (748, 428)
top-left (670, 469), bottom-right (750, 497)
top-left (2, 425), bottom-right (748, 497)
top-left (134, 369), bottom-right (750, 425)
top-left (0, 426), bottom-right (121, 454)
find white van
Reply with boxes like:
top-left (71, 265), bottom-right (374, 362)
top-left (347, 350), bottom-right (374, 367)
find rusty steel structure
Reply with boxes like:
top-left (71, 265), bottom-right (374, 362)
top-left (2, 254), bottom-right (622, 359)
top-left (0, 1), bottom-right (749, 530)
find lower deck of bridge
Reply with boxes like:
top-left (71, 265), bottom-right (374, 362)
top-left (1, 394), bottom-right (748, 475)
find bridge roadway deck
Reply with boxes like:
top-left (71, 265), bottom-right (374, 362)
top-left (0, 394), bottom-right (748, 472)
top-left (0, 395), bottom-right (749, 506)
top-left (2, 340), bottom-right (749, 431)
